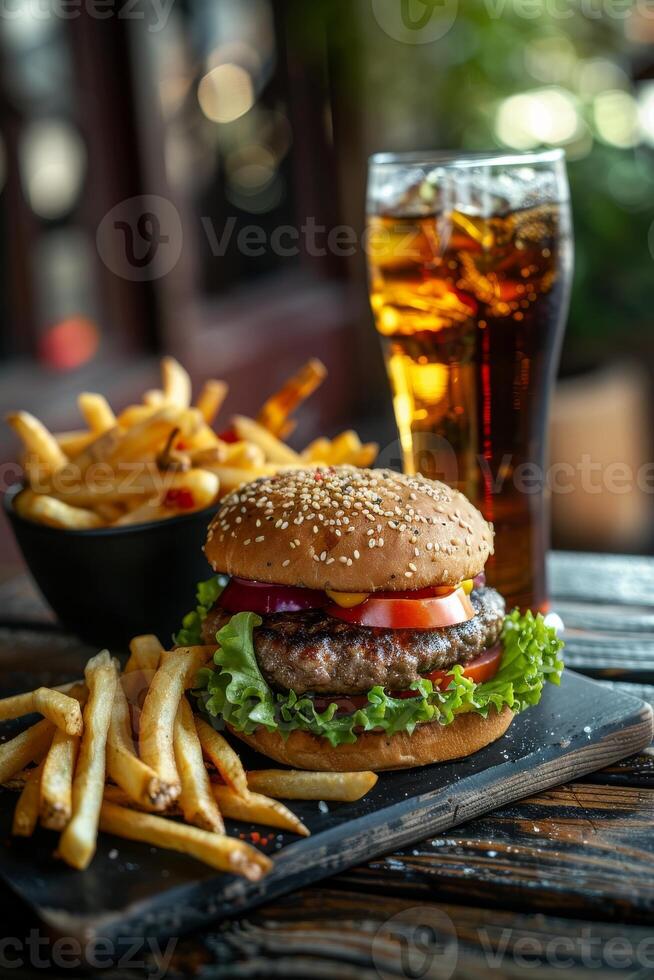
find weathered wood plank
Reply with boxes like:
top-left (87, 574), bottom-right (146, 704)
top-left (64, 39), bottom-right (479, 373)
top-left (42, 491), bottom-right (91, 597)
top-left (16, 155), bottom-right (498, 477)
top-left (189, 889), bottom-right (654, 978)
top-left (549, 552), bottom-right (654, 606)
top-left (333, 782), bottom-right (654, 924)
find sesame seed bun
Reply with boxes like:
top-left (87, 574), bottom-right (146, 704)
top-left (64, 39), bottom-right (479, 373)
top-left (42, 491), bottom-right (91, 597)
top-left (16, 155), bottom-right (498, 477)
top-left (230, 707), bottom-right (514, 771)
top-left (204, 467), bottom-right (493, 592)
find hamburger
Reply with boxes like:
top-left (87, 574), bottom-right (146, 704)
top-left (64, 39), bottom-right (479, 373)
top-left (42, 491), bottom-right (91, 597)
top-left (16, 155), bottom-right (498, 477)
top-left (178, 467), bottom-right (563, 771)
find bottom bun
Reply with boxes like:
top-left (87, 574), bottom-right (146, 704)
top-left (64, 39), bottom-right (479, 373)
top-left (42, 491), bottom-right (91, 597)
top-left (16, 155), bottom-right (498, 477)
top-left (230, 707), bottom-right (514, 772)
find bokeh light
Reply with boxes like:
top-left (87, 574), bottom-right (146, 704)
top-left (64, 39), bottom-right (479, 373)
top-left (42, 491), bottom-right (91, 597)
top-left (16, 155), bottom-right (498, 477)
top-left (38, 316), bottom-right (100, 371)
top-left (593, 90), bottom-right (640, 148)
top-left (197, 64), bottom-right (254, 124)
top-left (19, 120), bottom-right (86, 220)
top-left (495, 88), bottom-right (580, 150)
top-left (637, 82), bottom-right (654, 147)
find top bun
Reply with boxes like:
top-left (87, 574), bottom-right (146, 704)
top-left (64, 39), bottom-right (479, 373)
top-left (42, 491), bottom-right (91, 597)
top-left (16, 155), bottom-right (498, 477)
top-left (204, 467), bottom-right (493, 593)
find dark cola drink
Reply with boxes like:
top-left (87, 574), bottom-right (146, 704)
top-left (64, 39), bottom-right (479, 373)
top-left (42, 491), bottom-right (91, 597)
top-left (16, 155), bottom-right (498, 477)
top-left (367, 152), bottom-right (573, 611)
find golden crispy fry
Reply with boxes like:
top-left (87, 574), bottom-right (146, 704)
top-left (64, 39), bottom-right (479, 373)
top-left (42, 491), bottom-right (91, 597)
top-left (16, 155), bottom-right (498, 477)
top-left (0, 719), bottom-right (55, 784)
top-left (212, 785), bottom-right (309, 837)
top-left (116, 404), bottom-right (157, 428)
top-left (94, 501), bottom-right (128, 524)
top-left (78, 393), bottom-right (116, 434)
top-left (107, 675), bottom-right (173, 811)
top-left (232, 416), bottom-right (301, 465)
top-left (257, 359), bottom-right (327, 438)
top-left (143, 389), bottom-right (165, 407)
top-left (194, 717), bottom-right (248, 797)
top-left (200, 463), bottom-right (280, 496)
top-left (326, 430), bottom-right (361, 465)
top-left (246, 769), bottom-right (378, 802)
top-left (58, 652), bottom-right (118, 870)
top-left (161, 357), bottom-right (192, 408)
top-left (353, 443), bottom-right (379, 468)
top-left (222, 440), bottom-right (266, 468)
top-left (139, 646), bottom-right (216, 797)
top-left (55, 430), bottom-right (96, 458)
top-left (106, 407), bottom-right (200, 465)
top-left (31, 688), bottom-right (83, 736)
top-left (125, 635), bottom-right (164, 673)
top-left (195, 380), bottom-right (228, 425)
top-left (0, 680), bottom-right (80, 724)
top-left (6, 411), bottom-right (67, 474)
top-left (300, 437), bottom-right (332, 463)
top-left (174, 699), bottom-right (224, 832)
top-left (40, 727), bottom-right (79, 830)
top-left (12, 759), bottom-right (47, 837)
top-left (99, 802), bottom-right (272, 879)
top-left (14, 491), bottom-right (103, 530)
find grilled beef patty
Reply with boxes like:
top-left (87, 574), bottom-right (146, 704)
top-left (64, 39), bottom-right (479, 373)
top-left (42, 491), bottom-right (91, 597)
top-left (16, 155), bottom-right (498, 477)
top-left (201, 586), bottom-right (505, 695)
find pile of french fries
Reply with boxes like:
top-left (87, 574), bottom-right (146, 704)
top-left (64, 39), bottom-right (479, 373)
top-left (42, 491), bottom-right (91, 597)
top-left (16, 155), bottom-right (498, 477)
top-left (6, 357), bottom-right (378, 530)
top-left (0, 637), bottom-right (378, 878)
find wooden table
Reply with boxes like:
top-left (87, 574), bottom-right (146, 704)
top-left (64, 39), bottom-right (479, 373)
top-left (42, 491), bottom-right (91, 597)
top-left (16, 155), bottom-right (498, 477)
top-left (1, 552), bottom-right (653, 979)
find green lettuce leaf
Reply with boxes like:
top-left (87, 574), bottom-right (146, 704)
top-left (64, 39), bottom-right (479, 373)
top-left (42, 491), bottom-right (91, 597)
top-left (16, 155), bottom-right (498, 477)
top-left (195, 606), bottom-right (564, 747)
top-left (174, 575), bottom-right (227, 646)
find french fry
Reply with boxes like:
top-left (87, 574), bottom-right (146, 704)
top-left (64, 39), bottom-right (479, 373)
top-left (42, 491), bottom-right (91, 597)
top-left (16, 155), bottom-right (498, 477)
top-left (12, 759), bottom-right (47, 837)
top-left (194, 716), bottom-right (248, 797)
top-left (40, 727), bottom-right (79, 830)
top-left (174, 699), bottom-right (224, 832)
top-left (232, 416), bottom-right (301, 465)
top-left (31, 688), bottom-right (83, 736)
top-left (58, 652), bottom-right (118, 870)
top-left (6, 411), bottom-right (67, 474)
top-left (246, 769), bottom-right (378, 802)
top-left (55, 430), bottom-right (96, 458)
top-left (139, 646), bottom-right (216, 796)
top-left (326, 430), bottom-right (362, 465)
top-left (54, 426), bottom-right (123, 479)
top-left (125, 635), bottom-right (164, 673)
top-left (106, 407), bottom-right (200, 465)
top-left (161, 357), bottom-right (192, 408)
top-left (99, 802), bottom-right (272, 879)
top-left (0, 719), bottom-right (55, 784)
top-left (78, 393), bottom-right (116, 434)
top-left (0, 680), bottom-right (81, 724)
top-left (143, 389), bottom-right (166, 408)
top-left (257, 359), bottom-right (327, 438)
top-left (116, 404), bottom-right (157, 428)
top-left (212, 785), bottom-right (309, 837)
top-left (221, 440), bottom-right (266, 468)
top-left (200, 463), bottom-right (278, 496)
top-left (107, 675), bottom-right (173, 811)
top-left (301, 437), bottom-right (332, 463)
top-left (13, 491), bottom-right (103, 530)
top-left (353, 443), bottom-right (379, 468)
top-left (195, 380), bottom-right (228, 425)
top-left (0, 683), bottom-right (81, 737)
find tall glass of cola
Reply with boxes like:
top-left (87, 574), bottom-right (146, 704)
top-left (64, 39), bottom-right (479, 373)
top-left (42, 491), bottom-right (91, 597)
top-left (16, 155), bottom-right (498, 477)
top-left (366, 149), bottom-right (573, 611)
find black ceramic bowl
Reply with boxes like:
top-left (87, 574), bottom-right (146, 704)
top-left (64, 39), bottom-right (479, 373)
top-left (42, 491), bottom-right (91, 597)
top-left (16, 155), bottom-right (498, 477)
top-left (3, 484), bottom-right (217, 648)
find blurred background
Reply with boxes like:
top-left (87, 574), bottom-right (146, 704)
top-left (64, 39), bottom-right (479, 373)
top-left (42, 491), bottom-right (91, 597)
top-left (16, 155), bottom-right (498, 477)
top-left (1, 0), bottom-right (654, 576)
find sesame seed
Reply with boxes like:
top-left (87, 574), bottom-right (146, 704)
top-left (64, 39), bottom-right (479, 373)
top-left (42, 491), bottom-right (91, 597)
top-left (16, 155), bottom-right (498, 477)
top-left (339, 556), bottom-right (348, 564)
top-left (405, 571), bottom-right (413, 578)
top-left (353, 549), bottom-right (360, 559)
top-left (282, 559), bottom-right (290, 567)
top-left (255, 535), bottom-right (265, 543)
top-left (409, 562), bottom-right (417, 572)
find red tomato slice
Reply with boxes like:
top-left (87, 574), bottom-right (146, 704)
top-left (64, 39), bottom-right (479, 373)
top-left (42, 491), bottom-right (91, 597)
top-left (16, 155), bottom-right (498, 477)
top-left (325, 586), bottom-right (474, 630)
top-left (219, 578), bottom-right (326, 615)
top-left (391, 643), bottom-right (503, 697)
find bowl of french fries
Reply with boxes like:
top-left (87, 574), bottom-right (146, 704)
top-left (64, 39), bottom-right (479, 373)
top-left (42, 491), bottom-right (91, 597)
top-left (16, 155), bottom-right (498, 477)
top-left (0, 637), bottom-right (377, 877)
top-left (3, 357), bottom-right (378, 645)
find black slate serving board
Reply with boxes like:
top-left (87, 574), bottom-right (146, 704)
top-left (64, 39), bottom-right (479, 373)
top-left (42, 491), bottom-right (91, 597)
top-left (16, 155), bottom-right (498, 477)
top-left (0, 670), bottom-right (651, 945)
